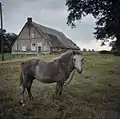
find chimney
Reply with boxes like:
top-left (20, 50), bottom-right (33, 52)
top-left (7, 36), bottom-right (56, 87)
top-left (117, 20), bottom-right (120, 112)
top-left (27, 17), bottom-right (32, 23)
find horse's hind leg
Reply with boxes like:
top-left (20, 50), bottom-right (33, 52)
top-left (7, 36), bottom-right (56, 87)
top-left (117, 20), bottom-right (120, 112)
top-left (27, 79), bottom-right (33, 100)
top-left (20, 73), bottom-right (26, 105)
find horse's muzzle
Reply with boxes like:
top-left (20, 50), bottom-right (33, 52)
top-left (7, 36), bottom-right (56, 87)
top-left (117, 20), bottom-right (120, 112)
top-left (77, 69), bottom-right (83, 73)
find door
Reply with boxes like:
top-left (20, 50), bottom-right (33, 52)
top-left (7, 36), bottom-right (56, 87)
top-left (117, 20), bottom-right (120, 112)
top-left (38, 46), bottom-right (41, 53)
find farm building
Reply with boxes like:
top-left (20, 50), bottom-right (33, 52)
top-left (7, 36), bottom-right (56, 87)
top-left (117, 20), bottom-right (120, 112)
top-left (12, 17), bottom-right (80, 55)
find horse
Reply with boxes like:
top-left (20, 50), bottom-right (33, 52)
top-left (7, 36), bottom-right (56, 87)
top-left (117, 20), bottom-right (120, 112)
top-left (19, 50), bottom-right (84, 106)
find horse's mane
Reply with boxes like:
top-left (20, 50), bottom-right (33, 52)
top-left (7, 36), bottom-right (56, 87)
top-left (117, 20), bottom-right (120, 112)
top-left (52, 50), bottom-right (74, 62)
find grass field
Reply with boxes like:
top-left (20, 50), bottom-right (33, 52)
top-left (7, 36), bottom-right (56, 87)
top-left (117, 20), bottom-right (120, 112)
top-left (0, 53), bottom-right (120, 119)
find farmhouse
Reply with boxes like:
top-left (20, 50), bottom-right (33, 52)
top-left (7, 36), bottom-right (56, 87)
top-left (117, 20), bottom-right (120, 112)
top-left (12, 17), bottom-right (80, 54)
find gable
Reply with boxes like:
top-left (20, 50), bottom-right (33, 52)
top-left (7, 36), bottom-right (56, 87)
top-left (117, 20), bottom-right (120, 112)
top-left (12, 23), bottom-right (51, 52)
top-left (16, 23), bottom-right (41, 41)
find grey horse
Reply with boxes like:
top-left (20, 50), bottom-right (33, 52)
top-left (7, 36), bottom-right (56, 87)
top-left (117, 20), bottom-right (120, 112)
top-left (19, 50), bottom-right (83, 106)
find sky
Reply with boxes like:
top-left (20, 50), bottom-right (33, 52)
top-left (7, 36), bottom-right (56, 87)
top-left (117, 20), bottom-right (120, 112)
top-left (1, 0), bottom-right (111, 51)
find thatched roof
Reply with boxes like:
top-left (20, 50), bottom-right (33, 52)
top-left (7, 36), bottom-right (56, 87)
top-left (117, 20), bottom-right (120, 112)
top-left (31, 21), bottom-right (79, 49)
top-left (46, 33), bottom-right (65, 48)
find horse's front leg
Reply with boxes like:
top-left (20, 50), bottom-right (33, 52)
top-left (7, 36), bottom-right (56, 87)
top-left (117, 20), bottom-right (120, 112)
top-left (59, 82), bottom-right (64, 96)
top-left (27, 79), bottom-right (33, 100)
top-left (27, 87), bottom-right (33, 100)
top-left (56, 81), bottom-right (64, 97)
top-left (20, 85), bottom-right (26, 106)
top-left (55, 83), bottom-right (59, 97)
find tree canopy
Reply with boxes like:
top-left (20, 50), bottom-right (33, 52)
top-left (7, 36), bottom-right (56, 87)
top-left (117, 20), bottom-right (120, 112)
top-left (66, 0), bottom-right (120, 54)
top-left (0, 29), bottom-right (17, 53)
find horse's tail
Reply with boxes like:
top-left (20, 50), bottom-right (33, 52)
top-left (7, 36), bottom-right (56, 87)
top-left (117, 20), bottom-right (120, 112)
top-left (64, 69), bottom-right (75, 86)
top-left (20, 62), bottom-right (24, 87)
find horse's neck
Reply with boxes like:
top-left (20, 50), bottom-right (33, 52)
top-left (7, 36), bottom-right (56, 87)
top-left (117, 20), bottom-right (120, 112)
top-left (68, 59), bottom-right (74, 73)
top-left (60, 55), bottom-right (74, 76)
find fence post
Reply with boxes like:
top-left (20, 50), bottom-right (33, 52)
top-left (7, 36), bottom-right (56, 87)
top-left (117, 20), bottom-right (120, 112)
top-left (0, 2), bottom-right (4, 61)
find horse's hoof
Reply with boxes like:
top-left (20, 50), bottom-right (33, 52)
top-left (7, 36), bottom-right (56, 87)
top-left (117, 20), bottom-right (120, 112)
top-left (22, 103), bottom-right (25, 107)
top-left (20, 100), bottom-right (24, 104)
top-left (20, 100), bottom-right (26, 107)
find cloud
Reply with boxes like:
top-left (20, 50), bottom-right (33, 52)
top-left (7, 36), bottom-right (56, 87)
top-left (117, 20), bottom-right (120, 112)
top-left (76, 40), bottom-right (111, 51)
top-left (2, 0), bottom-right (110, 50)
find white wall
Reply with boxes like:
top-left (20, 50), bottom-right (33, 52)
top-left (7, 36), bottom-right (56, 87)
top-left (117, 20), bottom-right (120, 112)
top-left (12, 23), bottom-right (51, 54)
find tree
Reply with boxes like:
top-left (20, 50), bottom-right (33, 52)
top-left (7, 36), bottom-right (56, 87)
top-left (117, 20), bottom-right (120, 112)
top-left (88, 49), bottom-right (91, 52)
top-left (0, 29), bottom-right (17, 53)
top-left (109, 41), bottom-right (117, 53)
top-left (83, 48), bottom-right (87, 52)
top-left (66, 0), bottom-right (120, 54)
top-left (5, 33), bottom-right (17, 52)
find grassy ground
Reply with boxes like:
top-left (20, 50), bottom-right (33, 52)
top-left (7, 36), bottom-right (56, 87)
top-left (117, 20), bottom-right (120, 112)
top-left (0, 53), bottom-right (120, 119)
top-left (0, 53), bottom-right (60, 62)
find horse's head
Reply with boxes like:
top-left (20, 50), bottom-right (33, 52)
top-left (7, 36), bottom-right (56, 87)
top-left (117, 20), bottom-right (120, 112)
top-left (72, 51), bottom-right (84, 73)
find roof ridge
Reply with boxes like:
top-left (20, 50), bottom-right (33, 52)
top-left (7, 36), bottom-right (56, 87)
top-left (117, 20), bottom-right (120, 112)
top-left (33, 22), bottom-right (64, 34)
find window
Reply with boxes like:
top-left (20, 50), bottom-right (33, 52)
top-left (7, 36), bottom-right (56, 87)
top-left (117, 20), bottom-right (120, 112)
top-left (32, 43), bottom-right (35, 46)
top-left (31, 43), bottom-right (36, 51)
top-left (22, 45), bottom-right (26, 51)
top-left (42, 42), bottom-right (50, 51)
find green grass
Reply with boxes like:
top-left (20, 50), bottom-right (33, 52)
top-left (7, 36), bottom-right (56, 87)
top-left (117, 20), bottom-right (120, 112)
top-left (0, 53), bottom-right (60, 62)
top-left (0, 53), bottom-right (120, 119)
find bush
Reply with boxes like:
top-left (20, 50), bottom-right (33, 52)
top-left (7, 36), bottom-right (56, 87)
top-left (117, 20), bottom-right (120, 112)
top-left (99, 50), bottom-right (113, 54)
top-left (113, 52), bottom-right (120, 56)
